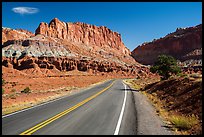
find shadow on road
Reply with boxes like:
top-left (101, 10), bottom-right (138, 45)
top-left (161, 125), bottom-right (175, 133)
top-left (119, 88), bottom-right (139, 92)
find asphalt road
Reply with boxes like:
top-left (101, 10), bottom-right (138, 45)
top-left (2, 79), bottom-right (173, 135)
top-left (2, 79), bottom-right (137, 135)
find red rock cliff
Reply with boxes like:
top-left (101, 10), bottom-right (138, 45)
top-left (131, 24), bottom-right (202, 65)
top-left (35, 18), bottom-right (130, 56)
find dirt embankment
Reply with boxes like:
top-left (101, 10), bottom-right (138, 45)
top-left (125, 75), bottom-right (202, 135)
top-left (144, 77), bottom-right (202, 120)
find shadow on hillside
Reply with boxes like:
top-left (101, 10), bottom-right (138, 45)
top-left (142, 81), bottom-right (159, 91)
top-left (142, 79), bottom-right (177, 93)
top-left (142, 77), bottom-right (202, 118)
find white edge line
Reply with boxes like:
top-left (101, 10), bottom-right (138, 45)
top-left (2, 94), bottom-right (69, 119)
top-left (114, 82), bottom-right (127, 135)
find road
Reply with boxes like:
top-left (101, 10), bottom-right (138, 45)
top-left (2, 79), bottom-right (173, 135)
top-left (2, 79), bottom-right (137, 135)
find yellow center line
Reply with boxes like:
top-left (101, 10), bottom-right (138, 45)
top-left (20, 80), bottom-right (115, 135)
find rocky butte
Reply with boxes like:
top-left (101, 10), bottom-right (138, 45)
top-left (2, 18), bottom-right (152, 78)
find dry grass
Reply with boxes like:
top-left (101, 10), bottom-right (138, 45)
top-left (124, 77), bottom-right (160, 90)
top-left (169, 115), bottom-right (199, 131)
top-left (143, 88), bottom-right (201, 135)
top-left (124, 79), bottom-right (141, 90)
top-left (125, 76), bottom-right (202, 135)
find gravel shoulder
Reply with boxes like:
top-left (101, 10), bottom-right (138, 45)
top-left (129, 86), bottom-right (174, 135)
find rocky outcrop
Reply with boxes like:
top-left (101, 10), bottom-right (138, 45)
top-left (131, 24), bottom-right (202, 66)
top-left (35, 18), bottom-right (130, 56)
top-left (2, 56), bottom-right (154, 78)
top-left (2, 27), bottom-right (34, 44)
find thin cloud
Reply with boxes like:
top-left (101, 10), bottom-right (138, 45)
top-left (12, 7), bottom-right (39, 15)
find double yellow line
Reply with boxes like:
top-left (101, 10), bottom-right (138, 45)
top-left (20, 80), bottom-right (115, 135)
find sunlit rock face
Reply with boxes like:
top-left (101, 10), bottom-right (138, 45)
top-left (2, 18), bottom-right (154, 78)
top-left (131, 24), bottom-right (202, 67)
top-left (35, 18), bottom-right (131, 56)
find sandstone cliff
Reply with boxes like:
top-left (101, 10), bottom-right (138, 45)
top-left (35, 18), bottom-right (131, 56)
top-left (2, 18), bottom-right (152, 77)
top-left (131, 24), bottom-right (202, 66)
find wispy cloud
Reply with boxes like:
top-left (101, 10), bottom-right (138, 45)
top-left (12, 7), bottom-right (39, 15)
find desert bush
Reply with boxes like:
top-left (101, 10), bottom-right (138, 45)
top-left (11, 89), bottom-right (16, 93)
top-left (21, 87), bottom-right (31, 93)
top-left (9, 93), bottom-right (16, 99)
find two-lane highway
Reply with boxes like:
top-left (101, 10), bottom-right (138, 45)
top-left (2, 79), bottom-right (137, 135)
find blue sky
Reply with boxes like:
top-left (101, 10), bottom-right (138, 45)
top-left (2, 2), bottom-right (202, 51)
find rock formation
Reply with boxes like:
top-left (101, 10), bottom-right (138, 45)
top-left (2, 18), bottom-right (153, 78)
top-left (35, 18), bottom-right (130, 56)
top-left (2, 27), bottom-right (34, 44)
top-left (131, 24), bottom-right (202, 66)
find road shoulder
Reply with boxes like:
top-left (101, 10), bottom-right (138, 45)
top-left (125, 83), bottom-right (174, 135)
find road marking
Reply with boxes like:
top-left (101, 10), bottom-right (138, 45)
top-left (2, 80), bottom-right (111, 119)
top-left (19, 80), bottom-right (115, 135)
top-left (114, 83), bottom-right (127, 135)
top-left (2, 94), bottom-right (70, 119)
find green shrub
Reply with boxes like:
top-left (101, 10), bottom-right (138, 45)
top-left (21, 87), bottom-right (31, 93)
top-left (2, 88), bottom-right (4, 94)
top-left (150, 54), bottom-right (181, 80)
